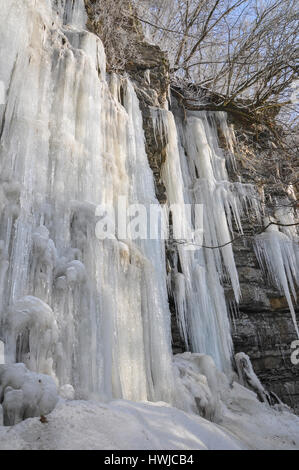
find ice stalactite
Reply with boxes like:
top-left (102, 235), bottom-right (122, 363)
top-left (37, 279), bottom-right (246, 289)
top-left (254, 211), bottom-right (299, 338)
top-left (0, 0), bottom-right (175, 406)
top-left (151, 106), bottom-right (261, 372)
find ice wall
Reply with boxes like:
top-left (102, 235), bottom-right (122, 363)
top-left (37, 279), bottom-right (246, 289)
top-left (0, 0), bottom-right (175, 404)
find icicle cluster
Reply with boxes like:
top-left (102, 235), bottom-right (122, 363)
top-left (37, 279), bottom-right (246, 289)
top-left (151, 106), bottom-right (261, 371)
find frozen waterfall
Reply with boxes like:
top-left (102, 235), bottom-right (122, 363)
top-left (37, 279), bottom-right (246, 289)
top-left (0, 0), bottom-right (298, 417)
top-left (151, 106), bottom-right (261, 371)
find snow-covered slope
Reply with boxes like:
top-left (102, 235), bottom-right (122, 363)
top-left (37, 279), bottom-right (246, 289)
top-left (1, 393), bottom-right (299, 450)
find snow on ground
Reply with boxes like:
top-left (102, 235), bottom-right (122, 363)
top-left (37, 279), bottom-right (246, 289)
top-left (0, 355), bottom-right (299, 450)
top-left (220, 382), bottom-right (299, 450)
top-left (0, 394), bottom-right (298, 450)
top-left (0, 399), bottom-right (243, 450)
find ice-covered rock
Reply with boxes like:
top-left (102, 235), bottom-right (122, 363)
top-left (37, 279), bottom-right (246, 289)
top-left (0, 0), bottom-right (174, 405)
top-left (0, 363), bottom-right (58, 426)
top-left (174, 353), bottom-right (231, 422)
top-left (59, 384), bottom-right (75, 401)
top-left (235, 352), bottom-right (270, 404)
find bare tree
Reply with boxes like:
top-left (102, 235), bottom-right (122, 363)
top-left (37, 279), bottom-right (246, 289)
top-left (84, 0), bottom-right (141, 71)
top-left (132, 0), bottom-right (298, 199)
top-left (134, 0), bottom-right (298, 113)
top-left (83, 0), bottom-right (298, 116)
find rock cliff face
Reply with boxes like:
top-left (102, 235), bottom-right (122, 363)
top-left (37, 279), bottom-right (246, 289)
top-left (230, 160), bottom-right (299, 413)
top-left (84, 1), bottom-right (299, 413)
top-left (223, 114), bottom-right (299, 413)
top-left (232, 307), bottom-right (299, 413)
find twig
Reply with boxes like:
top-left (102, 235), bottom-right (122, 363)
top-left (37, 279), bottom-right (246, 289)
top-left (173, 221), bottom-right (299, 250)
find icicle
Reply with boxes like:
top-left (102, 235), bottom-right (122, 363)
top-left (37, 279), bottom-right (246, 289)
top-left (254, 216), bottom-right (299, 338)
top-left (0, 363), bottom-right (58, 426)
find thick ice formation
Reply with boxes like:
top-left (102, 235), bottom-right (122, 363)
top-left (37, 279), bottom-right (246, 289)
top-left (174, 353), bottom-right (229, 422)
top-left (0, 0), bottom-right (174, 405)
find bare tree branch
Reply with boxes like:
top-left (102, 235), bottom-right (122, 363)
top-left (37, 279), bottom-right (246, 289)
top-left (173, 222), bottom-right (299, 250)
